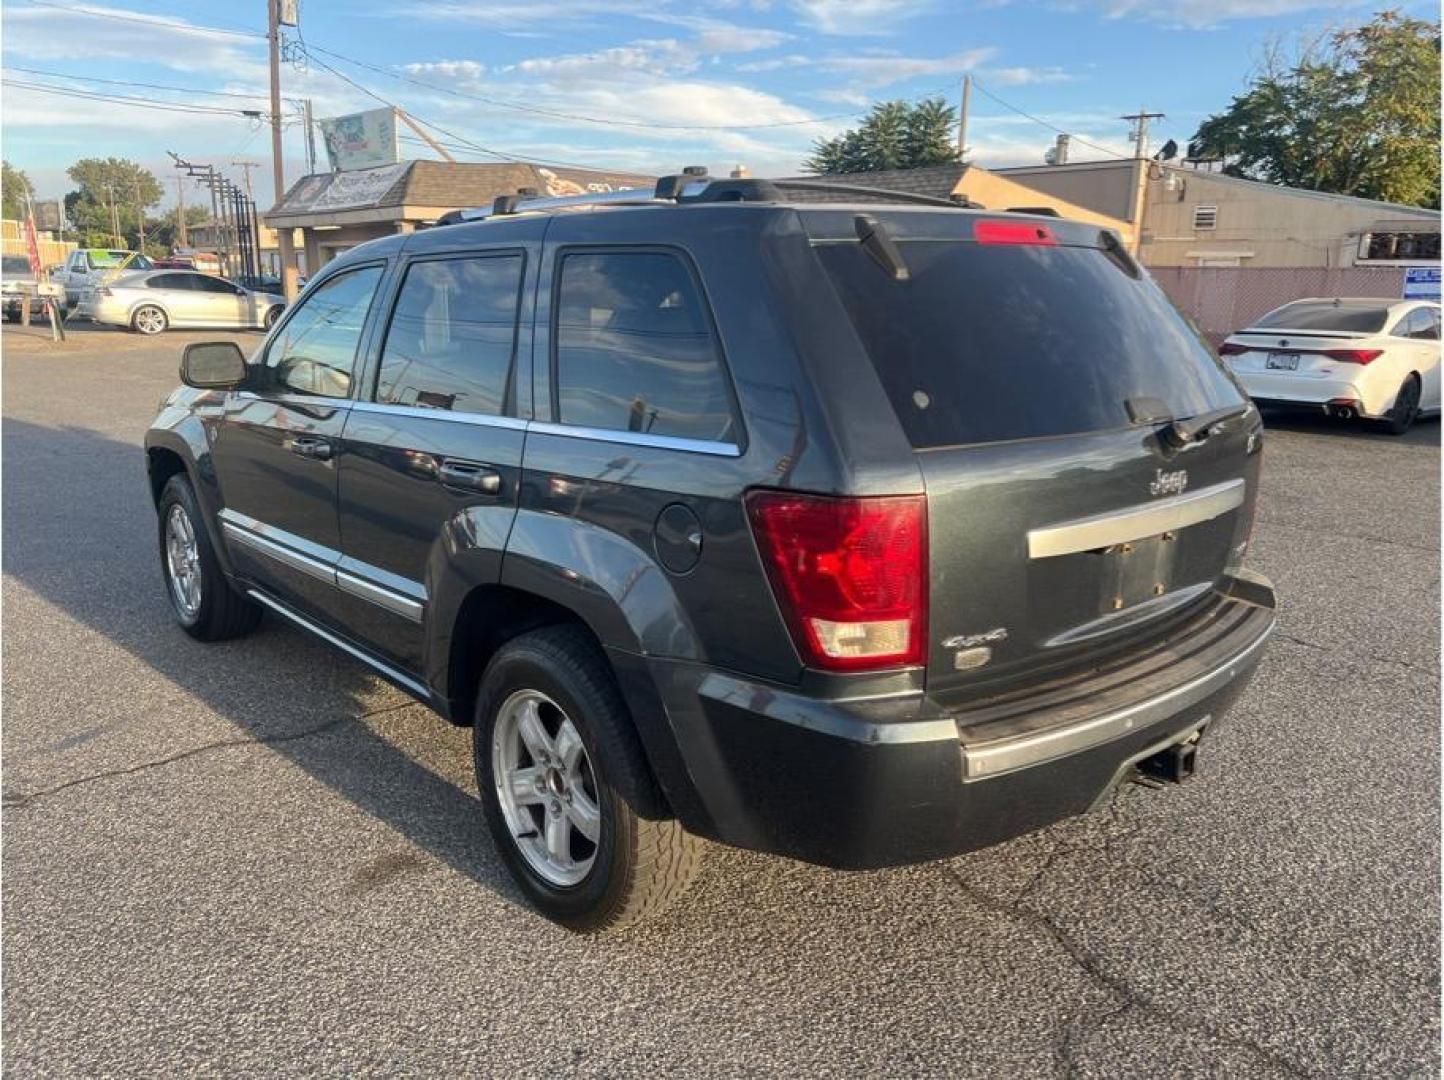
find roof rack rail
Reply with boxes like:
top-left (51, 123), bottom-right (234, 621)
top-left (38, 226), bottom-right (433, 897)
top-left (433, 168), bottom-right (982, 226)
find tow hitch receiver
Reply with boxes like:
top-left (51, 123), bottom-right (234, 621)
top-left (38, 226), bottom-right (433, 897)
top-left (1136, 731), bottom-right (1201, 785)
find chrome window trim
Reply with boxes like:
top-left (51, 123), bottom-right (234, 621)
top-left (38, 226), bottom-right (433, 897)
top-left (335, 569), bottom-right (424, 623)
top-left (528, 420), bottom-right (741, 458)
top-left (246, 590), bottom-right (430, 698)
top-left (349, 400), bottom-right (528, 431)
top-left (1027, 479), bottom-right (1246, 560)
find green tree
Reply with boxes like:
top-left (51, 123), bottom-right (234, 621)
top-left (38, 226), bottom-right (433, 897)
top-left (63, 157), bottom-right (164, 249)
top-left (805, 98), bottom-right (961, 174)
top-left (2, 160), bottom-right (35, 220)
top-left (149, 205), bottom-right (211, 254)
top-left (1193, 11), bottom-right (1440, 206)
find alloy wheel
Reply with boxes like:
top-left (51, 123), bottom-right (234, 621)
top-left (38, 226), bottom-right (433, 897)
top-left (164, 503), bottom-right (202, 620)
top-left (491, 688), bottom-right (602, 887)
top-left (134, 306), bottom-right (166, 334)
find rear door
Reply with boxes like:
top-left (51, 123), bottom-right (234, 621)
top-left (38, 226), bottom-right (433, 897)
top-left (333, 246), bottom-right (533, 675)
top-left (810, 213), bottom-right (1258, 702)
top-left (189, 273), bottom-right (249, 327)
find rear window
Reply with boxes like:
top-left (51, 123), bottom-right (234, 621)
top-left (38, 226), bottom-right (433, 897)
top-left (1253, 301), bottom-right (1389, 333)
top-left (817, 239), bottom-right (1242, 448)
top-left (2, 256), bottom-right (31, 274)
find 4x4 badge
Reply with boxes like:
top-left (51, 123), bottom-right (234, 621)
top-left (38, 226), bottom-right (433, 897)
top-left (1150, 468), bottom-right (1188, 496)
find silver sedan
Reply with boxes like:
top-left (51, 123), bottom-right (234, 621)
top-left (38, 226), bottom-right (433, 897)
top-left (80, 270), bottom-right (286, 335)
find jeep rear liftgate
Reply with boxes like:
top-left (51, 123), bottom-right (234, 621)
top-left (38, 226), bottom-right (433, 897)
top-left (813, 217), bottom-right (1259, 700)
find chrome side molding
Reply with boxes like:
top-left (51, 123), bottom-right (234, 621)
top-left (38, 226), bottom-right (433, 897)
top-left (1027, 479), bottom-right (1246, 560)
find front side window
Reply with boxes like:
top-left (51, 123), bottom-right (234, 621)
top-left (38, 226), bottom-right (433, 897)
top-left (553, 250), bottom-right (736, 443)
top-left (262, 265), bottom-right (382, 399)
top-left (376, 254), bottom-right (522, 415)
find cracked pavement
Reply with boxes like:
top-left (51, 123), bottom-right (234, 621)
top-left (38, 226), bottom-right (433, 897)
top-left (3, 325), bottom-right (1439, 1076)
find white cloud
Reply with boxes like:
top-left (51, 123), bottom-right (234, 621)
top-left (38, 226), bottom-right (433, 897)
top-left (1079, 0), bottom-right (1364, 28)
top-left (982, 65), bottom-right (1073, 86)
top-left (403, 60), bottom-right (486, 79)
top-left (790, 0), bottom-right (935, 34)
top-left (818, 46), bottom-right (996, 88)
top-left (1, 3), bottom-right (266, 78)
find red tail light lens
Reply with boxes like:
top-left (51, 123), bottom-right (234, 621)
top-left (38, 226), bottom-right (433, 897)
top-left (746, 491), bottom-right (927, 671)
top-left (973, 220), bottom-right (1058, 247)
top-left (1323, 349), bottom-right (1384, 365)
top-left (1217, 342), bottom-right (1248, 356)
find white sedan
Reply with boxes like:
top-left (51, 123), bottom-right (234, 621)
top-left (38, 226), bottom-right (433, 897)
top-left (1219, 298), bottom-right (1441, 434)
top-left (79, 270), bottom-right (285, 335)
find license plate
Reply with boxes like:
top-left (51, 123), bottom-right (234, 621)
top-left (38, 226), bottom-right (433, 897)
top-left (1266, 352), bottom-right (1300, 371)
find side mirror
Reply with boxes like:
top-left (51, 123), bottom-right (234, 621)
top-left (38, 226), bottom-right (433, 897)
top-left (181, 341), bottom-right (248, 390)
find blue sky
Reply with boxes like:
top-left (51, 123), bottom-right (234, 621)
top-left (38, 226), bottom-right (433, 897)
top-left (2, 0), bottom-right (1434, 208)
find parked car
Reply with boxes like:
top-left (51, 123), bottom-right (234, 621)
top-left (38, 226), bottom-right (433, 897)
top-left (2, 254), bottom-right (50, 322)
top-left (151, 257), bottom-right (196, 270)
top-left (145, 174), bottom-right (1276, 931)
top-left (53, 248), bottom-right (154, 308)
top-left (1220, 297), bottom-right (1441, 434)
top-left (81, 270), bottom-right (285, 334)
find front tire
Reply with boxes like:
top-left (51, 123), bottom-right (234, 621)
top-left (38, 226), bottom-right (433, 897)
top-left (132, 304), bottom-right (168, 335)
top-left (1379, 374), bottom-right (1421, 435)
top-left (157, 475), bottom-right (261, 641)
top-left (474, 625), bottom-right (701, 932)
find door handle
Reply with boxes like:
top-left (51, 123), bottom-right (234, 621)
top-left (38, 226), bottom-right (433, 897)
top-left (287, 436), bottom-right (332, 461)
top-left (438, 459), bottom-right (502, 495)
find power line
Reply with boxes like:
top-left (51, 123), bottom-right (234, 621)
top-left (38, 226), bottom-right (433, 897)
top-left (4, 64), bottom-right (270, 102)
top-left (1, 77), bottom-right (272, 119)
top-left (970, 79), bottom-right (1131, 161)
top-left (19, 0), bottom-right (263, 39)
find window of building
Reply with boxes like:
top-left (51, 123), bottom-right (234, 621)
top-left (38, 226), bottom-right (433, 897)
top-left (375, 254), bottom-right (523, 415)
top-left (1360, 232), bottom-right (1441, 262)
top-left (553, 250), bottom-right (736, 444)
top-left (1192, 205), bottom-right (1218, 231)
top-left (262, 265), bottom-right (382, 399)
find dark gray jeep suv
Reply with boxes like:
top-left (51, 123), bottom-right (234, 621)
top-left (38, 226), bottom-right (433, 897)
top-left (145, 174), bottom-right (1276, 930)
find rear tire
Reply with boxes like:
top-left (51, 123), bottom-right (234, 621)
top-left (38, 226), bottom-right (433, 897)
top-left (264, 305), bottom-right (283, 330)
top-left (157, 475), bottom-right (262, 641)
top-left (1379, 374), bottom-right (1421, 436)
top-left (132, 304), bottom-right (168, 335)
top-left (474, 625), bottom-right (701, 932)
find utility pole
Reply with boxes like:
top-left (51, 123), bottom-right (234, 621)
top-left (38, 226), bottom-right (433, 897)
top-left (231, 160), bottom-right (260, 202)
top-left (1120, 108), bottom-right (1165, 159)
top-left (175, 175), bottom-right (188, 248)
top-left (268, 0), bottom-right (299, 301)
top-left (303, 99), bottom-right (317, 174)
top-left (105, 184), bottom-right (121, 247)
top-left (957, 74), bottom-right (972, 161)
top-left (134, 179), bottom-right (146, 254)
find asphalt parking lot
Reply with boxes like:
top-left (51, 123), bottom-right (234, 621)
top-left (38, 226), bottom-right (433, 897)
top-left (3, 320), bottom-right (1438, 1077)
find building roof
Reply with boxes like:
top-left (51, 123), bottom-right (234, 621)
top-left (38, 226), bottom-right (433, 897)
top-left (779, 163), bottom-right (969, 202)
top-left (269, 160), bottom-right (655, 221)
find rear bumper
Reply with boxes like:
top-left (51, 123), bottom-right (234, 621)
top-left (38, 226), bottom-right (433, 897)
top-left (1237, 371), bottom-right (1390, 418)
top-left (637, 571), bottom-right (1276, 869)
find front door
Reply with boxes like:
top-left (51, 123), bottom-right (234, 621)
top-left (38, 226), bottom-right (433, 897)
top-left (335, 248), bottom-right (532, 675)
top-left (211, 262), bottom-right (387, 624)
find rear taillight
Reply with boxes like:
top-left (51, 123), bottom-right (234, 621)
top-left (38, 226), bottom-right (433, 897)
top-left (1323, 349), bottom-right (1383, 365)
top-left (746, 491), bottom-right (927, 671)
top-left (1217, 342), bottom-right (1248, 356)
top-left (973, 220), bottom-right (1057, 247)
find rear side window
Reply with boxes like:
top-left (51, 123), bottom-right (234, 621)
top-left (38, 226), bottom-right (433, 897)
top-left (149, 273), bottom-right (193, 290)
top-left (553, 250), bottom-right (736, 443)
top-left (817, 239), bottom-right (1242, 448)
top-left (376, 254), bottom-right (522, 415)
top-left (1255, 301), bottom-right (1389, 333)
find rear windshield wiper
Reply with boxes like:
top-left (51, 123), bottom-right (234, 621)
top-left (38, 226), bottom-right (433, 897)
top-left (853, 213), bottom-right (910, 281)
top-left (1126, 398), bottom-right (1250, 448)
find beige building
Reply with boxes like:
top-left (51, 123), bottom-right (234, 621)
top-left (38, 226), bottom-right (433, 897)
top-left (781, 163), bottom-right (1136, 243)
top-left (265, 160), bottom-right (654, 273)
top-left (998, 159), bottom-right (1440, 269)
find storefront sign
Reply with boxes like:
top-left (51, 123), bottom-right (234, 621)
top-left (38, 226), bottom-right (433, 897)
top-left (1403, 266), bottom-right (1441, 301)
top-left (319, 108), bottom-right (400, 172)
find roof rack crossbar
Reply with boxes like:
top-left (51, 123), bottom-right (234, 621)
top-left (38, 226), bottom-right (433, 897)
top-left (767, 179), bottom-right (971, 209)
